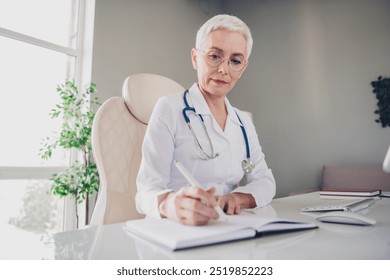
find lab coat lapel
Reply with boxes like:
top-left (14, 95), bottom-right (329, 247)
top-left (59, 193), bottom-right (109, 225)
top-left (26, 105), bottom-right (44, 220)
top-left (223, 98), bottom-right (243, 140)
top-left (188, 84), bottom-right (223, 136)
top-left (187, 84), bottom-right (211, 116)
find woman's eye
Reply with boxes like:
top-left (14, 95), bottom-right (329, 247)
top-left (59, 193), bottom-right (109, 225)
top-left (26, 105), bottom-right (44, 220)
top-left (231, 58), bottom-right (242, 65)
top-left (209, 55), bottom-right (221, 60)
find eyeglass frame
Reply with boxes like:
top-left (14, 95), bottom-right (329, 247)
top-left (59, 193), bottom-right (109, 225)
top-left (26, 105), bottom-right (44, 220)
top-left (196, 49), bottom-right (248, 72)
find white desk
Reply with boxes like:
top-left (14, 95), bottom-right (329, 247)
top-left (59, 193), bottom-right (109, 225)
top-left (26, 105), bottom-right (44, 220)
top-left (2, 192), bottom-right (390, 259)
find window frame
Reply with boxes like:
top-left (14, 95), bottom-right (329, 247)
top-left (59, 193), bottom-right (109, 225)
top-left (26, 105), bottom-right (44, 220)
top-left (0, 0), bottom-right (96, 231)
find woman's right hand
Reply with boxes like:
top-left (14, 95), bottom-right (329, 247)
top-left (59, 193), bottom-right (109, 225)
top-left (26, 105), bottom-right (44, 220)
top-left (158, 186), bottom-right (218, 226)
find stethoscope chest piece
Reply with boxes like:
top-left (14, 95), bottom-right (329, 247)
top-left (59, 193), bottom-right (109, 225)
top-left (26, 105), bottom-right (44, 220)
top-left (242, 158), bottom-right (255, 174)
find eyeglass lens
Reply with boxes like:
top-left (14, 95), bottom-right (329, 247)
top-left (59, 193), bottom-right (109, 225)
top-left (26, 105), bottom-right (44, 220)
top-left (203, 50), bottom-right (246, 71)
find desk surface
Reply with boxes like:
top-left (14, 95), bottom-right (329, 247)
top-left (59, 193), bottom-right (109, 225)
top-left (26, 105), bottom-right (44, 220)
top-left (2, 192), bottom-right (390, 260)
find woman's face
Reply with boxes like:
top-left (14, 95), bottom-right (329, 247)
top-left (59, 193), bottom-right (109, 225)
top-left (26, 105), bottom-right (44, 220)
top-left (192, 29), bottom-right (248, 99)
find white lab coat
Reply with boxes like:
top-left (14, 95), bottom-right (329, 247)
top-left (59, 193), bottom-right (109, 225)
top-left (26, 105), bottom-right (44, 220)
top-left (136, 83), bottom-right (276, 218)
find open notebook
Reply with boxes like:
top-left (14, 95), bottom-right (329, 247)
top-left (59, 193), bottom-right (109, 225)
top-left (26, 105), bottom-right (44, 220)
top-left (124, 215), bottom-right (317, 251)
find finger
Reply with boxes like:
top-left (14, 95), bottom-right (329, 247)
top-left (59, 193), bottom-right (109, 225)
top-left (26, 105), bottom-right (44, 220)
top-left (175, 189), bottom-right (215, 217)
top-left (205, 187), bottom-right (219, 205)
top-left (179, 186), bottom-right (217, 207)
top-left (217, 196), bottom-right (227, 211)
top-left (205, 186), bottom-right (216, 194)
top-left (234, 204), bottom-right (241, 214)
top-left (225, 201), bottom-right (236, 215)
top-left (177, 195), bottom-right (218, 220)
top-left (179, 208), bottom-right (211, 226)
top-left (218, 194), bottom-right (241, 215)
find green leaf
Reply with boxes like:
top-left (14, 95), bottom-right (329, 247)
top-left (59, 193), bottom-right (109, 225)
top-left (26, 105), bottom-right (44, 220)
top-left (40, 80), bottom-right (102, 209)
top-left (371, 76), bottom-right (390, 128)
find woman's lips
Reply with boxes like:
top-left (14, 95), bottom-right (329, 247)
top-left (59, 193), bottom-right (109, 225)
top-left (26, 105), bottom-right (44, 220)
top-left (212, 79), bottom-right (229, 85)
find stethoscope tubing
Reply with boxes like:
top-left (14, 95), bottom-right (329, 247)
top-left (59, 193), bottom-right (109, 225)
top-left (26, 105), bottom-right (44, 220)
top-left (182, 89), bottom-right (251, 164)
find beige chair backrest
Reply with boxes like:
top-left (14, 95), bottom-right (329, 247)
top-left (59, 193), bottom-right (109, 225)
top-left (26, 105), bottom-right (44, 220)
top-left (90, 73), bottom-right (185, 225)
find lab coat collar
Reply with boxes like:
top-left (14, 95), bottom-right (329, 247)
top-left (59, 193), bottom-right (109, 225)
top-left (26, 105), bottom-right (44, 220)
top-left (187, 83), bottom-right (211, 115)
top-left (225, 97), bottom-right (244, 127)
top-left (188, 83), bottom-right (243, 127)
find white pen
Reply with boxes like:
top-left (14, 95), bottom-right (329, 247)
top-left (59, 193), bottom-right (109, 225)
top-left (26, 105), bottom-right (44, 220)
top-left (174, 160), bottom-right (228, 221)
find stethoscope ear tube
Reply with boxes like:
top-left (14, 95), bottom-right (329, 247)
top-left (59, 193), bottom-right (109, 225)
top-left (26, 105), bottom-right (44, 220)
top-left (182, 107), bottom-right (195, 123)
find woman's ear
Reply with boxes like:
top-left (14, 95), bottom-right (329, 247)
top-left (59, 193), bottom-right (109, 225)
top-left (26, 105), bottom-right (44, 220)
top-left (191, 48), bottom-right (198, 70)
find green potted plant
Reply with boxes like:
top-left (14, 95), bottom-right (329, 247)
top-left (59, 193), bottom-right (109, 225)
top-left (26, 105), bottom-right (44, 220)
top-left (371, 76), bottom-right (390, 128)
top-left (40, 81), bottom-right (101, 227)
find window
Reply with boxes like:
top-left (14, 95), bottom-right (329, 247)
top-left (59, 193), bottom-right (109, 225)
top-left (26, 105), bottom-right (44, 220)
top-left (0, 0), bottom-right (95, 235)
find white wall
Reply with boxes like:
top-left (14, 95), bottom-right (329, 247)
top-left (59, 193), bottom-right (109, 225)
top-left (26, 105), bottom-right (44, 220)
top-left (92, 0), bottom-right (220, 102)
top-left (225, 0), bottom-right (390, 196)
top-left (92, 0), bottom-right (390, 197)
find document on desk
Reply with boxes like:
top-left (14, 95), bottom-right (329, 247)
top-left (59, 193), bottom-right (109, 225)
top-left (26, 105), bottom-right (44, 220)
top-left (319, 188), bottom-right (381, 197)
top-left (124, 215), bottom-right (317, 251)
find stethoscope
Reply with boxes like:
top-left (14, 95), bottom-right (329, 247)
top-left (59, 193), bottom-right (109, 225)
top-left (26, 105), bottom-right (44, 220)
top-left (182, 89), bottom-right (255, 173)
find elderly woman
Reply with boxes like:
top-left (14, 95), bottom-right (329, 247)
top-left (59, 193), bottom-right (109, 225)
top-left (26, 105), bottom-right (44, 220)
top-left (136, 14), bottom-right (276, 225)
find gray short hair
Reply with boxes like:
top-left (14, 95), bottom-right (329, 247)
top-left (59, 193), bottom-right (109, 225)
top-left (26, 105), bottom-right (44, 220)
top-left (195, 14), bottom-right (253, 59)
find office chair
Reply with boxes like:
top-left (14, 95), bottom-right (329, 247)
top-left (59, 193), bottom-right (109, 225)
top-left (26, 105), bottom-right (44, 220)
top-left (288, 163), bottom-right (390, 196)
top-left (322, 165), bottom-right (390, 192)
top-left (90, 73), bottom-right (185, 225)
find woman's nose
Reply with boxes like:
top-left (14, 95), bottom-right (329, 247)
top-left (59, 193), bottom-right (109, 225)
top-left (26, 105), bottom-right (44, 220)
top-left (217, 59), bottom-right (229, 74)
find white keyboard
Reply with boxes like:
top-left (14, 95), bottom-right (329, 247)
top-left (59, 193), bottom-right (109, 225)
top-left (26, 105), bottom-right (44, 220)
top-left (300, 198), bottom-right (375, 212)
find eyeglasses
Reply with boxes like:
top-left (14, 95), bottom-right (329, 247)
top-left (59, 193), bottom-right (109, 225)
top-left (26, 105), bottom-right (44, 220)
top-left (197, 49), bottom-right (247, 72)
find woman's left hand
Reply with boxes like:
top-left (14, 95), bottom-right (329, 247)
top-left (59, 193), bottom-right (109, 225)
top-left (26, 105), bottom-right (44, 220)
top-left (217, 193), bottom-right (256, 215)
